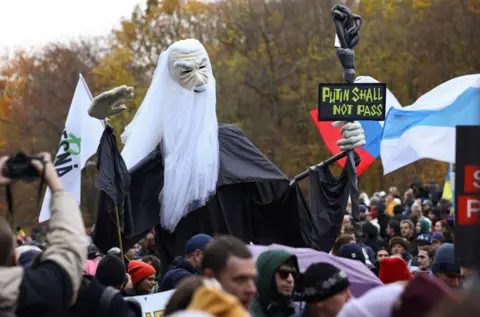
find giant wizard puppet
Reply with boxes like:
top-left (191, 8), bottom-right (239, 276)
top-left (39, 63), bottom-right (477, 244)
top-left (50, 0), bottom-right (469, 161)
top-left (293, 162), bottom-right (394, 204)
top-left (89, 39), bottom-right (366, 265)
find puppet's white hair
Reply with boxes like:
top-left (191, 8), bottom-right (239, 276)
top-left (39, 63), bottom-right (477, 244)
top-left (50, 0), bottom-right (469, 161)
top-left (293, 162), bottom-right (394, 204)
top-left (121, 39), bottom-right (219, 232)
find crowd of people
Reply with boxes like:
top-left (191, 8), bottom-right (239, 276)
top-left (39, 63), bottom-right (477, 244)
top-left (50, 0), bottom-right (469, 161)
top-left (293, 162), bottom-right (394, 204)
top-left (335, 185), bottom-right (463, 289)
top-left (1, 153), bottom-right (480, 317)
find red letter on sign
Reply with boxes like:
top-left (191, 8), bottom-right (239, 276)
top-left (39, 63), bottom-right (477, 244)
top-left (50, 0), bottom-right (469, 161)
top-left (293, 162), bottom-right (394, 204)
top-left (457, 195), bottom-right (480, 225)
top-left (464, 165), bottom-right (480, 193)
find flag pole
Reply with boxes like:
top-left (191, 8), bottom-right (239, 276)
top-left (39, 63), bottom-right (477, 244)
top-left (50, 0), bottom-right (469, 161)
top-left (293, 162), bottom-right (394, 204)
top-left (331, 4), bottom-right (362, 244)
top-left (290, 151), bottom-right (347, 185)
top-left (114, 205), bottom-right (125, 262)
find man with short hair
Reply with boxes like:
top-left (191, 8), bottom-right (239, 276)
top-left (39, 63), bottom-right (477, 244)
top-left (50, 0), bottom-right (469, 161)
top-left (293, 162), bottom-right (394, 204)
top-left (385, 219), bottom-right (401, 240)
top-left (400, 220), bottom-right (417, 255)
top-left (160, 233), bottom-right (212, 291)
top-left (250, 249), bottom-right (298, 317)
top-left (417, 246), bottom-right (435, 272)
top-left (403, 189), bottom-right (415, 216)
top-left (422, 199), bottom-right (438, 224)
top-left (201, 235), bottom-right (257, 308)
top-left (400, 220), bottom-right (414, 239)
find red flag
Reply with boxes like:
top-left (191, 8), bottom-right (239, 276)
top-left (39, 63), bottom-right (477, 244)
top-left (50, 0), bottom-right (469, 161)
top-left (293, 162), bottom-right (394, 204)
top-left (309, 109), bottom-right (375, 176)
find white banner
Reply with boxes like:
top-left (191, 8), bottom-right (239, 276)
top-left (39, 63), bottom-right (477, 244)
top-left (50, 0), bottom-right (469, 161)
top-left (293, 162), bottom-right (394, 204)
top-left (39, 74), bottom-right (104, 222)
top-left (128, 290), bottom-right (175, 317)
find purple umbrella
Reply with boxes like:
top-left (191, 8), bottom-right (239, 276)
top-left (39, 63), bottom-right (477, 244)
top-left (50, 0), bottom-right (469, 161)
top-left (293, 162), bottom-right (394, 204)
top-left (248, 244), bottom-right (383, 298)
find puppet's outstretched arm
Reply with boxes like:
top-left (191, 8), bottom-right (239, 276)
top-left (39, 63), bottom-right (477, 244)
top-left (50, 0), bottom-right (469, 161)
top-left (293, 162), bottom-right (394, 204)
top-left (88, 85), bottom-right (135, 120)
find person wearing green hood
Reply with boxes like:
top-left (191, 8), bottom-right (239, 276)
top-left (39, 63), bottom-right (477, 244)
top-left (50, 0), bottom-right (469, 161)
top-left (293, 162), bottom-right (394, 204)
top-left (415, 217), bottom-right (431, 235)
top-left (249, 249), bottom-right (299, 317)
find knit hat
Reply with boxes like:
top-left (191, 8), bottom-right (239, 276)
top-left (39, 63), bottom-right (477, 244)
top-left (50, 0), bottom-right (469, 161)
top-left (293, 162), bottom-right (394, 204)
top-left (18, 249), bottom-right (41, 268)
top-left (392, 275), bottom-right (458, 317)
top-left (107, 247), bottom-right (122, 258)
top-left (337, 283), bottom-right (404, 317)
top-left (431, 232), bottom-right (444, 243)
top-left (389, 237), bottom-right (410, 251)
top-left (379, 257), bottom-right (412, 284)
top-left (128, 260), bottom-right (156, 285)
top-left (185, 234), bottom-right (213, 254)
top-left (431, 243), bottom-right (460, 275)
top-left (96, 254), bottom-right (127, 287)
top-left (294, 263), bottom-right (350, 303)
top-left (337, 244), bottom-right (366, 264)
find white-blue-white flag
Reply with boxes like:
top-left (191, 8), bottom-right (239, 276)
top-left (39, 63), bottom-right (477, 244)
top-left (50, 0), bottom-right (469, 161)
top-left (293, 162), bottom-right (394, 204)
top-left (39, 74), bottom-right (104, 222)
top-left (380, 74), bottom-right (480, 175)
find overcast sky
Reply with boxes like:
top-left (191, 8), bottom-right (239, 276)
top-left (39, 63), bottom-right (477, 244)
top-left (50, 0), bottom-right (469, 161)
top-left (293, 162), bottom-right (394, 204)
top-left (0, 0), bottom-right (144, 52)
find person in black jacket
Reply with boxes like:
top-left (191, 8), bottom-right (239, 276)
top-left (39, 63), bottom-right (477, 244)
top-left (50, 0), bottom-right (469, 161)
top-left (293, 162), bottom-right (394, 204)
top-left (160, 234), bottom-right (212, 291)
top-left (362, 222), bottom-right (388, 253)
top-left (62, 275), bottom-right (142, 317)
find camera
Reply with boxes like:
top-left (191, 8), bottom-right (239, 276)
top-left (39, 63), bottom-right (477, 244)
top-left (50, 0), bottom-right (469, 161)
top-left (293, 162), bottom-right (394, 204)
top-left (2, 151), bottom-right (44, 181)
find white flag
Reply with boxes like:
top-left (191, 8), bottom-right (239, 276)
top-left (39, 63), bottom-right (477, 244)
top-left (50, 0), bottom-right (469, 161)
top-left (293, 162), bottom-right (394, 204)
top-left (380, 74), bottom-right (480, 174)
top-left (39, 74), bottom-right (104, 222)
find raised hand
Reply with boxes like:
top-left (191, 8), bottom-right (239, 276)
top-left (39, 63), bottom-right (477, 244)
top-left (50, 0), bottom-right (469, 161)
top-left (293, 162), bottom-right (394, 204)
top-left (332, 121), bottom-right (366, 151)
top-left (88, 85), bottom-right (135, 120)
top-left (30, 152), bottom-right (64, 191)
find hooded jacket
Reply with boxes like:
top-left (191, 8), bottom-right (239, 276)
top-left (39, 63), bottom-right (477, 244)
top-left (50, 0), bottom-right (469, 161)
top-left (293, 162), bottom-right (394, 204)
top-left (249, 250), bottom-right (297, 317)
top-left (159, 256), bottom-right (200, 291)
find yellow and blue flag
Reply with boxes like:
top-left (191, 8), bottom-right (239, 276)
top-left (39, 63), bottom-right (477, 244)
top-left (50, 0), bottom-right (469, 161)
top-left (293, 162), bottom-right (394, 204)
top-left (442, 163), bottom-right (454, 201)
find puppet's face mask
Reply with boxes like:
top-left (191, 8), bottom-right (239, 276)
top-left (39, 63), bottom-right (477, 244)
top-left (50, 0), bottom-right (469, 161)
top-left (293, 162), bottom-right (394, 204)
top-left (168, 49), bottom-right (209, 92)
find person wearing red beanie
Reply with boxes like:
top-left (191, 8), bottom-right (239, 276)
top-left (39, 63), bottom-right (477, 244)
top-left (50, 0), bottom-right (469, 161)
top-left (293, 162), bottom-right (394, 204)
top-left (128, 260), bottom-right (157, 295)
top-left (379, 256), bottom-right (412, 284)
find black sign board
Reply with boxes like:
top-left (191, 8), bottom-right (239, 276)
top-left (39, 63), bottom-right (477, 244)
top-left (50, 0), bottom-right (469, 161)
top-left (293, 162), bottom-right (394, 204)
top-left (455, 125), bottom-right (480, 268)
top-left (318, 83), bottom-right (387, 121)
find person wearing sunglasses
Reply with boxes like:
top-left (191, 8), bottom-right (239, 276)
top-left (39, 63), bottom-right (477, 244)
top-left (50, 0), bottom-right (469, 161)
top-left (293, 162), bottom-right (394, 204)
top-left (249, 249), bottom-right (299, 317)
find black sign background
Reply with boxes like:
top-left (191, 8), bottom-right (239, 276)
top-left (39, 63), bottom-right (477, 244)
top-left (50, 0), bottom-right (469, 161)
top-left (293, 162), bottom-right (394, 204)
top-left (318, 83), bottom-right (387, 121)
top-left (455, 125), bottom-right (480, 268)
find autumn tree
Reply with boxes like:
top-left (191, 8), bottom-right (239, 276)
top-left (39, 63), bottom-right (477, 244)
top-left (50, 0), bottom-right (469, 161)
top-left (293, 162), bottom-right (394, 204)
top-left (0, 40), bottom-right (106, 225)
top-left (92, 0), bottom-right (223, 145)
top-left (1, 0), bottom-right (479, 225)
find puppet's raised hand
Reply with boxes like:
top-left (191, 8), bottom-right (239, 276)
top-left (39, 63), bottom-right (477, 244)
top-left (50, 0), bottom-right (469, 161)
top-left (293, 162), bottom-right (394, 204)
top-left (88, 85), bottom-right (134, 120)
top-left (332, 121), bottom-right (366, 151)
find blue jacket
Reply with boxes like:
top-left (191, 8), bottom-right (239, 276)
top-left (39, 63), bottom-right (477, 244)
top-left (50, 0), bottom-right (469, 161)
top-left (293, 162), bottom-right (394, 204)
top-left (362, 243), bottom-right (376, 266)
top-left (159, 256), bottom-right (200, 291)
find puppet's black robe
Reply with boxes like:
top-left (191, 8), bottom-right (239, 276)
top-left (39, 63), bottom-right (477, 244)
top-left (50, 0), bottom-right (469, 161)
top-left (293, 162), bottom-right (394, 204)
top-left (91, 124), bottom-right (358, 269)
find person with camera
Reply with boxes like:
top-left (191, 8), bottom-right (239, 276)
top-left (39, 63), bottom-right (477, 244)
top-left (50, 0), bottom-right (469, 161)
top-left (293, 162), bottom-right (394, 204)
top-left (0, 152), bottom-right (88, 316)
top-left (0, 153), bottom-right (143, 317)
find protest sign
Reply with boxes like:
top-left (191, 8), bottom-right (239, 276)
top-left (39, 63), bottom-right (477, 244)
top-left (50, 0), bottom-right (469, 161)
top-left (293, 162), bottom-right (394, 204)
top-left (127, 290), bottom-right (174, 317)
top-left (455, 125), bottom-right (480, 267)
top-left (317, 83), bottom-right (387, 121)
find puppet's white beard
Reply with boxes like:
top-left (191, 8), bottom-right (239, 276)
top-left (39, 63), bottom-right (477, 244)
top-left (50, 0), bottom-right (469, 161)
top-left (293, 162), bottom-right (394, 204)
top-left (159, 86), bottom-right (219, 232)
